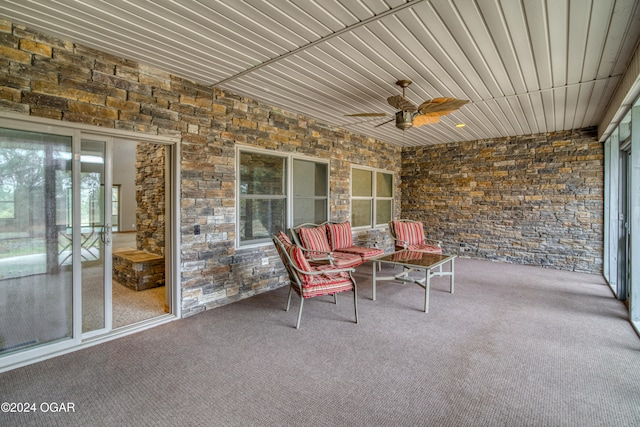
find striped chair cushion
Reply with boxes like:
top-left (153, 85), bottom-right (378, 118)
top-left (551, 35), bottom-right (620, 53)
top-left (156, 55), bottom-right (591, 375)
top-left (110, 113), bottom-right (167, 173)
top-left (285, 246), bottom-right (354, 295)
top-left (336, 245), bottom-right (384, 261)
top-left (274, 231), bottom-right (293, 257)
top-left (330, 252), bottom-right (362, 268)
top-left (392, 220), bottom-right (425, 246)
top-left (274, 233), bottom-right (293, 277)
top-left (309, 264), bottom-right (343, 273)
top-left (275, 230), bottom-right (292, 247)
top-left (286, 245), bottom-right (313, 285)
top-left (326, 221), bottom-right (353, 250)
top-left (298, 225), bottom-right (331, 256)
top-left (297, 274), bottom-right (354, 299)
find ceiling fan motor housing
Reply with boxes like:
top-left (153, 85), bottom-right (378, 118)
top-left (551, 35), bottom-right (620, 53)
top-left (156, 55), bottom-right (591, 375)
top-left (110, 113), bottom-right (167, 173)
top-left (395, 110), bottom-right (414, 130)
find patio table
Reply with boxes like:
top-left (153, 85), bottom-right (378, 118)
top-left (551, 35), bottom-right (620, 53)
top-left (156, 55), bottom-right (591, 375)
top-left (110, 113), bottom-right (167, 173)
top-left (371, 250), bottom-right (456, 313)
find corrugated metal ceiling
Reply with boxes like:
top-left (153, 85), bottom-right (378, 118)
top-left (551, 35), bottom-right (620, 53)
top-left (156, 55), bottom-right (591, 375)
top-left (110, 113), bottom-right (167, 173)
top-left (0, 0), bottom-right (639, 147)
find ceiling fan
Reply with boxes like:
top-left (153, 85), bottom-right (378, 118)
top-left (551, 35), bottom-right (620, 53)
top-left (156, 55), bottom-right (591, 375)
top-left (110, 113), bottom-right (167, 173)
top-left (346, 80), bottom-right (469, 130)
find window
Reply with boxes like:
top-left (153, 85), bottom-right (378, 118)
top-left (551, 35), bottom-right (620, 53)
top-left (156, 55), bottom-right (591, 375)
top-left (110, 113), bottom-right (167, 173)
top-left (239, 151), bottom-right (287, 245)
top-left (351, 167), bottom-right (393, 228)
top-left (237, 148), bottom-right (328, 246)
top-left (292, 159), bottom-right (328, 225)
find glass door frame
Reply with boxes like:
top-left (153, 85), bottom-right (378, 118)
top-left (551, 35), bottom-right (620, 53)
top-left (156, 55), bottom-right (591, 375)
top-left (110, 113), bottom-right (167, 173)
top-left (630, 105), bottom-right (640, 328)
top-left (618, 141), bottom-right (631, 301)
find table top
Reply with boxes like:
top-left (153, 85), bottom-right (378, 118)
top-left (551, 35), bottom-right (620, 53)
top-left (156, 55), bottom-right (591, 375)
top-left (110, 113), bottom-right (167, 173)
top-left (372, 250), bottom-right (456, 269)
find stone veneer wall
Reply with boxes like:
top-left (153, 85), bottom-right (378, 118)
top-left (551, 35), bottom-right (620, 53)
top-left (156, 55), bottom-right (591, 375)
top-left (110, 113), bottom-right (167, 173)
top-left (401, 128), bottom-right (603, 273)
top-left (0, 20), bottom-right (401, 316)
top-left (135, 142), bottom-right (165, 256)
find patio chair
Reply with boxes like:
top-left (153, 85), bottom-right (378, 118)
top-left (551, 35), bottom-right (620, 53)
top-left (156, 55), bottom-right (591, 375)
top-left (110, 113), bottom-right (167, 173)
top-left (389, 219), bottom-right (442, 253)
top-left (388, 219), bottom-right (446, 281)
top-left (325, 221), bottom-right (384, 262)
top-left (272, 233), bottom-right (359, 329)
top-left (290, 223), bottom-right (362, 268)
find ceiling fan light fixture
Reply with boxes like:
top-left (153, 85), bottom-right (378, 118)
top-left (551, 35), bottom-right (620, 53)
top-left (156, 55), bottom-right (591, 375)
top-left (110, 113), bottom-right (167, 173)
top-left (395, 111), bottom-right (414, 130)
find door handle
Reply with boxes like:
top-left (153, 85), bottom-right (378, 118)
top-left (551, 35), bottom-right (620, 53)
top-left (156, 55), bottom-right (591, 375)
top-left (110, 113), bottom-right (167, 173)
top-left (101, 224), bottom-right (112, 246)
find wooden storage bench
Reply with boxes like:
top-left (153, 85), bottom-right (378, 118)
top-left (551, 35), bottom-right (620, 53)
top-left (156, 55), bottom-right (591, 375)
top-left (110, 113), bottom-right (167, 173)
top-left (112, 248), bottom-right (165, 291)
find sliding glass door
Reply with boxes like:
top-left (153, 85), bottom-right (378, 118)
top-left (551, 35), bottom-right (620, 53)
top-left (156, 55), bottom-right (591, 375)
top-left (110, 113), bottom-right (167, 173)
top-left (604, 100), bottom-right (639, 332)
top-left (0, 130), bottom-right (115, 356)
top-left (0, 116), bottom-right (176, 371)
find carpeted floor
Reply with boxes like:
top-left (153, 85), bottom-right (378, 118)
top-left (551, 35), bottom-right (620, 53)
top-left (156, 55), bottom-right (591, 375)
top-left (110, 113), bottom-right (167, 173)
top-left (1, 258), bottom-right (639, 426)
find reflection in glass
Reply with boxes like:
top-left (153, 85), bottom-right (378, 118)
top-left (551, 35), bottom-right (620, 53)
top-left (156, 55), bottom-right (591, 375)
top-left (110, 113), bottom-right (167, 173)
top-left (81, 139), bottom-right (105, 333)
top-left (293, 199), bottom-right (327, 225)
top-left (376, 172), bottom-right (393, 197)
top-left (376, 199), bottom-right (392, 225)
top-left (293, 159), bottom-right (327, 197)
top-left (0, 128), bottom-right (73, 355)
top-left (240, 198), bottom-right (285, 243)
top-left (0, 183), bottom-right (15, 219)
top-left (352, 200), bottom-right (372, 228)
top-left (239, 151), bottom-right (287, 245)
top-left (240, 152), bottom-right (285, 196)
top-left (352, 168), bottom-right (372, 197)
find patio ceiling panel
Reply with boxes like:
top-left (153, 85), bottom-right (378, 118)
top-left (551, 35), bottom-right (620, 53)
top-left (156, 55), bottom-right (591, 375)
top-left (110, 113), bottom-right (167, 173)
top-left (295, 48), bottom-right (392, 111)
top-left (547, 0), bottom-right (569, 89)
top-left (502, 95), bottom-right (530, 137)
top-left (467, 99), bottom-right (512, 138)
top-left (477, 0), bottom-right (527, 97)
top-left (604, 2), bottom-right (640, 78)
top-left (522, 92), bottom-right (545, 136)
top-left (522, 0), bottom-right (553, 91)
top-left (552, 87), bottom-right (568, 132)
top-left (0, 0), bottom-right (637, 147)
top-left (287, 0), bottom-right (349, 33)
top-left (381, 9), bottom-right (483, 100)
top-left (582, 77), bottom-right (621, 130)
top-left (428, 0), bottom-right (504, 99)
top-left (562, 85), bottom-right (581, 131)
top-left (133, 1), bottom-right (280, 65)
top-left (497, 0), bottom-right (539, 93)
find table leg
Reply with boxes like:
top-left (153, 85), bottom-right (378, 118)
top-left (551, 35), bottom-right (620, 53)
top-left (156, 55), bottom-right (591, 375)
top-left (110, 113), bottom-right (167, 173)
top-left (372, 261), bottom-right (377, 301)
top-left (450, 257), bottom-right (455, 294)
top-left (424, 268), bottom-right (430, 313)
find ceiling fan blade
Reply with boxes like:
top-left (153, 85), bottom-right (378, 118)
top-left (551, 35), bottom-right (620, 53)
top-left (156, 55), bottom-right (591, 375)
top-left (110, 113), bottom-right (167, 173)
top-left (344, 113), bottom-right (387, 117)
top-left (413, 113), bottom-right (443, 127)
top-left (418, 98), bottom-right (463, 113)
top-left (374, 118), bottom-right (395, 128)
top-left (387, 95), bottom-right (417, 112)
top-left (414, 106), bottom-right (464, 127)
top-left (418, 98), bottom-right (469, 114)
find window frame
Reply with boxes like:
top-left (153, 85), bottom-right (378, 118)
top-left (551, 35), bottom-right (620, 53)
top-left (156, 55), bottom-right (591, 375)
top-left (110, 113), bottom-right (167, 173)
top-left (350, 165), bottom-right (394, 229)
top-left (236, 146), bottom-right (329, 248)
